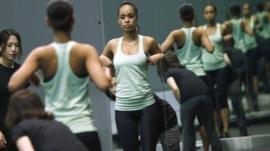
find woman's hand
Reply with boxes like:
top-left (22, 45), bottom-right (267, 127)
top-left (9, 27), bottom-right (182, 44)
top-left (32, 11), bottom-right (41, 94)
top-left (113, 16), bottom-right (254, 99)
top-left (0, 131), bottom-right (7, 149)
top-left (147, 53), bottom-right (163, 64)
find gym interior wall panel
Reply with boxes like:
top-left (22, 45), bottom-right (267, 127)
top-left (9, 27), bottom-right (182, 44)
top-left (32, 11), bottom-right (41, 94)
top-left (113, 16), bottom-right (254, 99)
top-left (0, 1), bottom-right (13, 30)
top-left (71, 0), bottom-right (105, 52)
top-left (11, 0), bottom-right (49, 61)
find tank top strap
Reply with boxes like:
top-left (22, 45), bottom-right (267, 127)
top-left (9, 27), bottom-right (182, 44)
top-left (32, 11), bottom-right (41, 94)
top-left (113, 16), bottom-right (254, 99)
top-left (249, 16), bottom-right (255, 29)
top-left (138, 35), bottom-right (145, 55)
top-left (182, 27), bottom-right (195, 46)
top-left (65, 41), bottom-right (76, 71)
top-left (203, 25), bottom-right (207, 30)
top-left (50, 41), bottom-right (76, 75)
top-left (116, 37), bottom-right (123, 55)
top-left (216, 23), bottom-right (222, 35)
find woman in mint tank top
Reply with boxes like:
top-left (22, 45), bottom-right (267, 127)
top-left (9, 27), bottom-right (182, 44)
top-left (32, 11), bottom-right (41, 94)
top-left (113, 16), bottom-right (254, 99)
top-left (8, 1), bottom-right (111, 151)
top-left (100, 2), bottom-right (163, 151)
top-left (201, 4), bottom-right (232, 138)
top-left (160, 4), bottom-right (214, 77)
top-left (223, 4), bottom-right (260, 113)
top-left (241, 2), bottom-right (260, 111)
top-left (223, 4), bottom-right (246, 52)
top-left (160, 4), bottom-right (223, 151)
top-left (262, 0), bottom-right (270, 40)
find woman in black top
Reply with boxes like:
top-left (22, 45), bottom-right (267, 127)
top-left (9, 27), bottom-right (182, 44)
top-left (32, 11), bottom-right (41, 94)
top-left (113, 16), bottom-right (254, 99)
top-left (158, 51), bottom-right (222, 151)
top-left (0, 29), bottom-right (23, 150)
top-left (0, 29), bottom-right (39, 151)
top-left (5, 90), bottom-right (88, 151)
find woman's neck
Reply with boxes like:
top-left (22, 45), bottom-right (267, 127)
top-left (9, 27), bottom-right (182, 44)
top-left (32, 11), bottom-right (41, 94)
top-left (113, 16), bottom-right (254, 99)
top-left (0, 56), bottom-right (14, 68)
top-left (183, 22), bottom-right (193, 28)
top-left (53, 31), bottom-right (71, 43)
top-left (207, 21), bottom-right (216, 27)
top-left (244, 14), bottom-right (251, 19)
top-left (123, 31), bottom-right (138, 42)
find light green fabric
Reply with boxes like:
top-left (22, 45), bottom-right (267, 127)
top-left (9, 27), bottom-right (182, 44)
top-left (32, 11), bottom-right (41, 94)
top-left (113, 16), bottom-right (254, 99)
top-left (43, 41), bottom-right (96, 133)
top-left (231, 18), bottom-right (247, 53)
top-left (113, 35), bottom-right (154, 111)
top-left (176, 27), bottom-right (206, 76)
top-left (256, 11), bottom-right (268, 37)
top-left (243, 16), bottom-right (257, 50)
top-left (202, 24), bottom-right (227, 71)
top-left (257, 11), bottom-right (270, 39)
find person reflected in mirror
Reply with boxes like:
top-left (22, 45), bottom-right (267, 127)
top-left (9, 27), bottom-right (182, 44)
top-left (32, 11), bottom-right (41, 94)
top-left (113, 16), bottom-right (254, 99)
top-left (158, 50), bottom-right (222, 151)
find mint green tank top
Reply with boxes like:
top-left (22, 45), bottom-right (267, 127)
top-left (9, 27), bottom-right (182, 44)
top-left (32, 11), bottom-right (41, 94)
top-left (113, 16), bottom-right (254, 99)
top-left (202, 24), bottom-right (227, 71)
top-left (231, 18), bottom-right (247, 53)
top-left (243, 16), bottom-right (257, 50)
top-left (259, 12), bottom-right (270, 39)
top-left (256, 11), bottom-right (268, 38)
top-left (113, 35), bottom-right (154, 111)
top-left (262, 16), bottom-right (270, 39)
top-left (176, 27), bottom-right (206, 76)
top-left (42, 41), bottom-right (96, 133)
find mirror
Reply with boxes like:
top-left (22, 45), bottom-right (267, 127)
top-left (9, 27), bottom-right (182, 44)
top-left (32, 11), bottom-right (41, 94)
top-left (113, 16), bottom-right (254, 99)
top-left (101, 0), bottom-right (270, 150)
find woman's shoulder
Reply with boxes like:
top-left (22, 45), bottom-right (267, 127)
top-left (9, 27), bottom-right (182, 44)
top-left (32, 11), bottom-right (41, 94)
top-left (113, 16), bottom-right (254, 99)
top-left (108, 38), bottom-right (121, 45)
top-left (193, 27), bottom-right (204, 35)
top-left (141, 35), bottom-right (155, 42)
top-left (29, 44), bottom-right (55, 58)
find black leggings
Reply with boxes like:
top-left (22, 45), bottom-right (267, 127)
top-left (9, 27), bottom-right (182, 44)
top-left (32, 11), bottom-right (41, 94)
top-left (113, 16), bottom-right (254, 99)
top-left (227, 79), bottom-right (248, 135)
top-left (76, 131), bottom-right (101, 151)
top-left (115, 104), bottom-right (158, 151)
top-left (206, 66), bottom-right (230, 109)
top-left (181, 95), bottom-right (221, 151)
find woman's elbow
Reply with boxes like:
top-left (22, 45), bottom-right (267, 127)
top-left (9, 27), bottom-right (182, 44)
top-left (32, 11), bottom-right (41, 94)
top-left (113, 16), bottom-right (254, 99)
top-left (8, 80), bottom-right (18, 92)
top-left (207, 45), bottom-right (215, 54)
top-left (172, 87), bottom-right (180, 95)
top-left (97, 77), bottom-right (111, 91)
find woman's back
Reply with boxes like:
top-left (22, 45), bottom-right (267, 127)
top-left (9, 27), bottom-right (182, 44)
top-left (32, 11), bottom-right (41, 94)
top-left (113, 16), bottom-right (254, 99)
top-left (12, 119), bottom-right (88, 151)
top-left (175, 27), bottom-right (205, 76)
top-left (40, 41), bottom-right (96, 133)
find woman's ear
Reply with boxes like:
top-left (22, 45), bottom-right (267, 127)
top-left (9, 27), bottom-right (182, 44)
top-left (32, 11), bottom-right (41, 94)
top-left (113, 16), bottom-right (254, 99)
top-left (45, 16), bottom-right (51, 27)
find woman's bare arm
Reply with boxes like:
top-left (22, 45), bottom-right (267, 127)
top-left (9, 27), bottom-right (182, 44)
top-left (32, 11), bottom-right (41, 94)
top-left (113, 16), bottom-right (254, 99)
top-left (16, 136), bottom-right (35, 151)
top-left (85, 44), bottom-right (111, 91)
top-left (8, 48), bottom-right (41, 92)
top-left (166, 77), bottom-right (181, 103)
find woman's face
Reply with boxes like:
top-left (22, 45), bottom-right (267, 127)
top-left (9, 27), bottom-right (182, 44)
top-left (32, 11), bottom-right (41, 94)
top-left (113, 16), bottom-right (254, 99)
top-left (242, 3), bottom-right (251, 17)
top-left (0, 35), bottom-right (20, 61)
top-left (118, 4), bottom-right (137, 33)
top-left (204, 5), bottom-right (216, 23)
